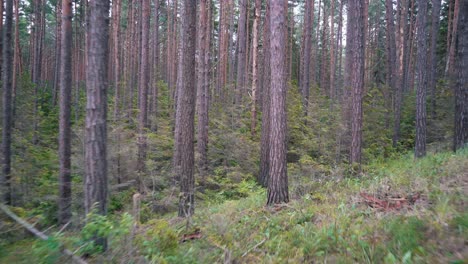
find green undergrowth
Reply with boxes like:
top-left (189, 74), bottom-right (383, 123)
top-left (157, 150), bottom-right (467, 263)
top-left (1, 149), bottom-right (467, 263)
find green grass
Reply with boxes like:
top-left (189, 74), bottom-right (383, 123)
top-left (1, 149), bottom-right (467, 263)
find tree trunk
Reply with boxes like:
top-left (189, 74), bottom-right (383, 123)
top-left (329, 0), bottom-right (336, 101)
top-left (217, 0), bottom-right (230, 102)
top-left (0, 0), bottom-right (3, 82)
top-left (58, 0), bottom-right (73, 226)
top-left (259, 1), bottom-right (271, 187)
top-left (414, 0), bottom-right (428, 158)
top-left (235, 0), bottom-right (248, 105)
top-left (112, 0), bottom-right (122, 119)
top-left (197, 0), bottom-right (210, 178)
top-left (300, 0), bottom-right (314, 115)
top-left (1, 0), bottom-right (13, 205)
top-left (251, 0), bottom-right (261, 136)
top-left (174, 0), bottom-right (196, 217)
top-left (53, 1), bottom-right (62, 106)
top-left (428, 0), bottom-right (441, 120)
top-left (85, 0), bottom-right (110, 249)
top-left (267, 0), bottom-right (289, 205)
top-left (446, 0), bottom-right (460, 76)
top-left (348, 0), bottom-right (366, 167)
top-left (137, 0), bottom-right (151, 180)
top-left (32, 0), bottom-right (43, 145)
top-left (454, 0), bottom-right (468, 151)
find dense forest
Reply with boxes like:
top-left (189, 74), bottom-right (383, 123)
top-left (0, 0), bottom-right (467, 263)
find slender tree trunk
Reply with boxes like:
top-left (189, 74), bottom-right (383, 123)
top-left (319, 3), bottom-right (328, 92)
top-left (259, 1), bottom-right (271, 187)
top-left (174, 0), bottom-right (196, 217)
top-left (446, 0), bottom-right (459, 76)
top-left (0, 0), bottom-right (3, 82)
top-left (150, 0), bottom-right (160, 131)
top-left (85, 0), bottom-right (110, 249)
top-left (112, 0), bottom-right (122, 119)
top-left (32, 0), bottom-right (43, 145)
top-left (235, 0), bottom-right (248, 105)
top-left (1, 0), bottom-right (13, 205)
top-left (348, 0), bottom-right (366, 167)
top-left (385, 0), bottom-right (397, 98)
top-left (300, 0), bottom-right (314, 115)
top-left (53, 1), bottom-right (62, 106)
top-left (454, 0), bottom-right (468, 151)
top-left (414, 0), bottom-right (428, 158)
top-left (267, 0), bottom-right (289, 205)
top-left (58, 0), bottom-right (73, 226)
top-left (428, 0), bottom-right (441, 120)
top-left (251, 0), bottom-right (261, 136)
top-left (197, 0), bottom-right (210, 178)
top-left (329, 0), bottom-right (336, 101)
top-left (11, 0), bottom-right (21, 124)
top-left (137, 0), bottom-right (151, 181)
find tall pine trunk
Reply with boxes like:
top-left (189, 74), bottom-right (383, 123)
top-left (174, 0), bottom-right (196, 217)
top-left (414, 0), bottom-right (428, 158)
top-left (348, 0), bottom-right (366, 168)
top-left (85, 0), bottom-right (110, 249)
top-left (197, 0), bottom-right (210, 178)
top-left (267, 0), bottom-right (289, 205)
top-left (1, 0), bottom-right (13, 205)
top-left (454, 0), bottom-right (468, 151)
top-left (259, 2), bottom-right (271, 187)
top-left (58, 0), bottom-right (73, 226)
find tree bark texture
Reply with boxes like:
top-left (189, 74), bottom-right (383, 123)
top-left (58, 0), bottom-right (73, 226)
top-left (1, 0), bottom-right (13, 205)
top-left (454, 0), bottom-right (468, 151)
top-left (259, 2), bottom-right (271, 187)
top-left (197, 0), bottom-right (210, 178)
top-left (85, 0), bottom-right (110, 248)
top-left (174, 0), bottom-right (196, 217)
top-left (414, 0), bottom-right (428, 158)
top-left (267, 0), bottom-right (289, 205)
top-left (348, 0), bottom-right (366, 166)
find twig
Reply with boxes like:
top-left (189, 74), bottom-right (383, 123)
top-left (241, 238), bottom-right (266, 257)
top-left (0, 204), bottom-right (88, 264)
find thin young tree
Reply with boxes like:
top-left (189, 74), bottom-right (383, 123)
top-left (197, 0), bottom-right (210, 177)
top-left (137, 0), bottom-right (151, 180)
top-left (348, 0), bottom-right (366, 167)
top-left (58, 0), bottom-right (73, 226)
top-left (1, 0), bottom-right (13, 205)
top-left (414, 0), bottom-right (428, 158)
top-left (267, 0), bottom-right (289, 205)
top-left (0, 0), bottom-right (3, 81)
top-left (428, 0), bottom-right (441, 119)
top-left (235, 0), bottom-right (248, 105)
top-left (259, 1), bottom-right (271, 187)
top-left (174, 0), bottom-right (196, 217)
top-left (84, 0), bottom-right (111, 248)
top-left (454, 0), bottom-right (468, 151)
top-left (300, 0), bottom-right (314, 115)
top-left (250, 0), bottom-right (261, 136)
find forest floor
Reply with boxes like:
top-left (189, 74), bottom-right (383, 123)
top-left (1, 149), bottom-right (467, 263)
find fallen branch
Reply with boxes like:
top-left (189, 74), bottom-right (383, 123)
top-left (241, 238), bottom-right (266, 257)
top-left (0, 204), bottom-right (88, 264)
top-left (360, 192), bottom-right (420, 211)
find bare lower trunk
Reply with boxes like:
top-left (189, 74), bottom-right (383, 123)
top-left (267, 0), bottom-right (288, 205)
top-left (58, 0), bottom-right (73, 226)
top-left (414, 0), bottom-right (428, 158)
top-left (174, 0), bottom-right (196, 217)
top-left (454, 0), bottom-right (468, 151)
top-left (85, 0), bottom-right (110, 249)
top-left (1, 0), bottom-right (13, 205)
